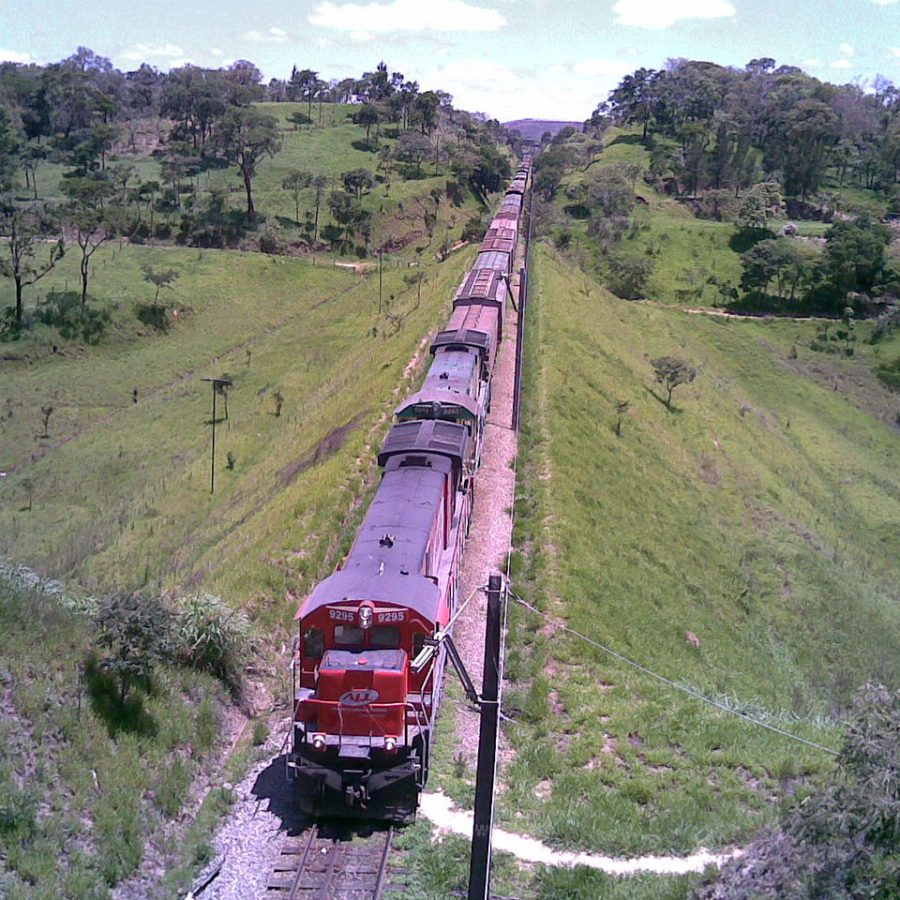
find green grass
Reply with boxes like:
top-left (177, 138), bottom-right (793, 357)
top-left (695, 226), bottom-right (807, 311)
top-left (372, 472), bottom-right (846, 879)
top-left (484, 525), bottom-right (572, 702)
top-left (0, 577), bottom-right (230, 897)
top-left (0, 236), bottom-right (476, 620)
top-left (499, 245), bottom-right (899, 860)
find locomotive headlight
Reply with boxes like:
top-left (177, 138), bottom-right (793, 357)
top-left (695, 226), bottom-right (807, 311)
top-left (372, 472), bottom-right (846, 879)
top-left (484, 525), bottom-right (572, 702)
top-left (359, 605), bottom-right (373, 630)
top-left (312, 733), bottom-right (326, 751)
top-left (384, 736), bottom-right (397, 753)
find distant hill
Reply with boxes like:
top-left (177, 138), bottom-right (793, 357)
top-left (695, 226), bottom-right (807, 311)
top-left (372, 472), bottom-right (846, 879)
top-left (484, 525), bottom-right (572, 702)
top-left (503, 118), bottom-right (583, 142)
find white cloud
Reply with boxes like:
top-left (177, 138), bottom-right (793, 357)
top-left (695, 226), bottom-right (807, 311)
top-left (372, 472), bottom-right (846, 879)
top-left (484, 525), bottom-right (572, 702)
top-left (211, 48), bottom-right (225, 57)
top-left (350, 30), bottom-right (375, 41)
top-left (831, 58), bottom-right (852, 69)
top-left (889, 47), bottom-right (900, 58)
top-left (801, 58), bottom-right (823, 69)
top-left (0, 49), bottom-right (33, 64)
top-left (575, 58), bottom-right (635, 79)
top-left (422, 56), bottom-right (628, 121)
top-left (613, 0), bottom-right (735, 29)
top-left (243, 28), bottom-right (289, 43)
top-left (839, 42), bottom-right (855, 56)
top-left (871, 0), bottom-right (897, 5)
top-left (119, 42), bottom-right (184, 62)
top-left (310, 0), bottom-right (506, 33)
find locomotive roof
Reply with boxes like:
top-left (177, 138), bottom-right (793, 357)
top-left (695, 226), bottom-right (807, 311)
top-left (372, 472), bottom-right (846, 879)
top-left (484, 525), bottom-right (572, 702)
top-left (378, 419), bottom-right (469, 467)
top-left (424, 346), bottom-right (480, 382)
top-left (430, 327), bottom-right (491, 357)
top-left (394, 388), bottom-right (481, 422)
top-left (297, 463), bottom-right (447, 620)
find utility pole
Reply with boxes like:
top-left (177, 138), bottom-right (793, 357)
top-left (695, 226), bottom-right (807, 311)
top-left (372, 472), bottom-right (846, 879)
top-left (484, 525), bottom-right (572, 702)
top-left (468, 574), bottom-right (503, 900)
top-left (201, 376), bottom-right (232, 494)
top-left (379, 248), bottom-right (384, 314)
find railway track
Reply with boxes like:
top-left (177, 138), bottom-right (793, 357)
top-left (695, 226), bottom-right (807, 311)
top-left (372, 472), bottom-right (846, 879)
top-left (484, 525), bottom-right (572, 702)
top-left (267, 825), bottom-right (404, 899)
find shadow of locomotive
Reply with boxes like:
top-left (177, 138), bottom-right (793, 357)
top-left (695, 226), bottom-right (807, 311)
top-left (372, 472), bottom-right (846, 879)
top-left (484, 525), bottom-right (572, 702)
top-left (251, 754), bottom-right (397, 841)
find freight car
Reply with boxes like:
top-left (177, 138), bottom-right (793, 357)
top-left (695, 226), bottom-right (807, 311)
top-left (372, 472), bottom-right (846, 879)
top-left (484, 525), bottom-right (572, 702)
top-left (288, 158), bottom-right (530, 823)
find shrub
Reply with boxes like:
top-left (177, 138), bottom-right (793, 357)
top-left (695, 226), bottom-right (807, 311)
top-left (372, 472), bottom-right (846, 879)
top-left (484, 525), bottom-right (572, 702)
top-left (172, 594), bottom-right (248, 690)
top-left (92, 592), bottom-right (174, 704)
top-left (701, 683), bottom-right (900, 899)
top-left (37, 291), bottom-right (111, 343)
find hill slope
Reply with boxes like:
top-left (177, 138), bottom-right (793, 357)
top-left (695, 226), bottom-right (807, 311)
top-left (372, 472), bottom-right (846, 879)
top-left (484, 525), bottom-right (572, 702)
top-left (498, 244), bottom-right (898, 892)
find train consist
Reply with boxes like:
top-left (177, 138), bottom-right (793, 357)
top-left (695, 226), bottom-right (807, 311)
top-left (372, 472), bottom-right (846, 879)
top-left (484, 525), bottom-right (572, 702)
top-left (287, 158), bottom-right (531, 824)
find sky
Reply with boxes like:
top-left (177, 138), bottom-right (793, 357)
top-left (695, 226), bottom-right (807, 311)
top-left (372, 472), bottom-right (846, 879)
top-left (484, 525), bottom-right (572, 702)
top-left (1, 0), bottom-right (899, 122)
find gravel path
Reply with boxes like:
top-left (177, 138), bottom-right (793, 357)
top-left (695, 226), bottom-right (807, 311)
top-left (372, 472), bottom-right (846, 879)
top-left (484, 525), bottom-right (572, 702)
top-left (199, 721), bottom-right (308, 900)
top-left (449, 268), bottom-right (521, 766)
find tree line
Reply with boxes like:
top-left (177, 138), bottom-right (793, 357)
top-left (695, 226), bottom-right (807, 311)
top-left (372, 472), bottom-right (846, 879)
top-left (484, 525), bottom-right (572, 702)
top-left (591, 57), bottom-right (900, 202)
top-left (532, 58), bottom-right (900, 316)
top-left (0, 49), bottom-right (512, 334)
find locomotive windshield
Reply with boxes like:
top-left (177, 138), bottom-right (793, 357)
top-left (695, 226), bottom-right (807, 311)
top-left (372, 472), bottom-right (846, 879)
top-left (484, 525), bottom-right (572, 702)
top-left (333, 625), bottom-right (402, 649)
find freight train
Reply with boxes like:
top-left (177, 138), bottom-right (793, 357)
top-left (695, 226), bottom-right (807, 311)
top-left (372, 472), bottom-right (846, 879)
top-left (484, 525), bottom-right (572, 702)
top-left (287, 159), bottom-right (530, 824)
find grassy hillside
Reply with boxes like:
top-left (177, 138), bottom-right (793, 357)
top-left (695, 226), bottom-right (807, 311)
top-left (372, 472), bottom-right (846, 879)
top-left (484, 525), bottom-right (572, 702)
top-left (0, 575), bottom-right (234, 898)
top-left (497, 244), bottom-right (898, 894)
top-left (0, 237), bottom-right (476, 616)
top-left (1, 99), bottom-right (492, 896)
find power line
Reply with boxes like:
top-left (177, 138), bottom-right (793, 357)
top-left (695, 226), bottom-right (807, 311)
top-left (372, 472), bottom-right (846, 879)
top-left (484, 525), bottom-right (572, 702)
top-left (508, 589), bottom-right (840, 758)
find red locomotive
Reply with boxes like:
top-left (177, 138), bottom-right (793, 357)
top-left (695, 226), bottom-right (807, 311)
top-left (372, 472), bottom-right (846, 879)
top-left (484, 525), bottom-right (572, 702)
top-left (288, 159), bottom-right (530, 823)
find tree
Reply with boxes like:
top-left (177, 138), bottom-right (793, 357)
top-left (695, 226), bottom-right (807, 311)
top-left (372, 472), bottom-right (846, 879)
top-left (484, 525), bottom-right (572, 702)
top-left (606, 252), bottom-right (654, 299)
top-left (60, 176), bottom-right (117, 306)
top-left (702, 683), bottom-right (899, 899)
top-left (282, 169), bottom-right (312, 223)
top-left (342, 167), bottom-right (374, 200)
top-left (736, 182), bottom-right (782, 232)
top-left (40, 405), bottom-right (53, 438)
top-left (141, 264), bottom-right (180, 303)
top-left (413, 90), bottom-right (440, 135)
top-left (93, 592), bottom-right (173, 703)
top-left (289, 68), bottom-right (322, 118)
top-left (310, 174), bottom-right (327, 242)
top-left (823, 216), bottom-right (891, 300)
top-left (352, 104), bottom-right (380, 143)
top-left (651, 356), bottom-right (697, 408)
top-left (396, 131), bottom-right (432, 178)
top-left (0, 204), bottom-right (65, 327)
top-left (212, 107), bottom-right (281, 221)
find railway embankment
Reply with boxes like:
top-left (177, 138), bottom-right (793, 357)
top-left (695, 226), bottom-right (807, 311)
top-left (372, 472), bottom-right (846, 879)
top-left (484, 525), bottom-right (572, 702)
top-left (488, 244), bottom-right (898, 897)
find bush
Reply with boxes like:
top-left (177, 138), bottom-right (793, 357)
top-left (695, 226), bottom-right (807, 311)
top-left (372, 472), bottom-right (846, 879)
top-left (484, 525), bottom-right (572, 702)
top-left (701, 683), bottom-right (900, 899)
top-left (172, 594), bottom-right (248, 690)
top-left (92, 592), bottom-right (174, 704)
top-left (37, 291), bottom-right (111, 343)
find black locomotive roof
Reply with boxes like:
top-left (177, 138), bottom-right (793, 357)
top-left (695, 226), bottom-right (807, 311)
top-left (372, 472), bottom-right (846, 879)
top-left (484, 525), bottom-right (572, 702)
top-left (395, 388), bottom-right (481, 422)
top-left (378, 419), bottom-right (469, 467)
top-left (430, 327), bottom-right (491, 356)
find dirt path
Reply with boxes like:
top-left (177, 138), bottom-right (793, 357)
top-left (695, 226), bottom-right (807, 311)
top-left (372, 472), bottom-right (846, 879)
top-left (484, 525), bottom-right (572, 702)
top-left (449, 269), bottom-right (521, 764)
top-left (420, 791), bottom-right (742, 875)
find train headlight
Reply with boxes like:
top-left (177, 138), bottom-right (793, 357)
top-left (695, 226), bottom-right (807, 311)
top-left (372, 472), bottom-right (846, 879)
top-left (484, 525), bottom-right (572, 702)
top-left (384, 736), bottom-right (397, 753)
top-left (359, 606), bottom-right (373, 630)
top-left (312, 733), bottom-right (326, 751)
